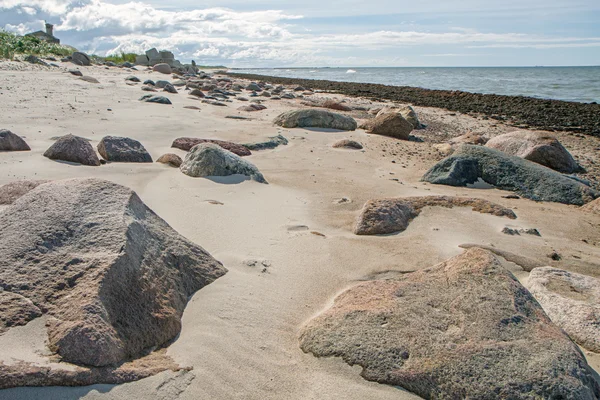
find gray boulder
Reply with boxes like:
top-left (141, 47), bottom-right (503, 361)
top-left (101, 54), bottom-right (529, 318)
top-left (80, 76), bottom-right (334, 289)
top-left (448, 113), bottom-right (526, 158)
top-left (527, 267), bottom-right (600, 352)
top-left (155, 80), bottom-right (170, 88)
top-left (243, 134), bottom-right (288, 151)
top-left (0, 178), bottom-right (226, 367)
top-left (180, 143), bottom-right (266, 183)
top-left (486, 131), bottom-right (581, 173)
top-left (300, 248), bottom-right (600, 399)
top-left (153, 63), bottom-right (172, 74)
top-left (139, 94), bottom-right (172, 105)
top-left (354, 196), bottom-right (516, 235)
top-left (125, 75), bottom-right (140, 82)
top-left (0, 129), bottom-right (30, 151)
top-left (71, 52), bottom-right (91, 66)
top-left (0, 180), bottom-right (50, 205)
top-left (68, 69), bottom-right (83, 77)
top-left (43, 134), bottom-right (101, 166)
top-left (163, 83), bottom-right (178, 94)
top-left (274, 110), bottom-right (357, 131)
top-left (97, 136), bottom-right (152, 163)
top-left (421, 144), bottom-right (598, 205)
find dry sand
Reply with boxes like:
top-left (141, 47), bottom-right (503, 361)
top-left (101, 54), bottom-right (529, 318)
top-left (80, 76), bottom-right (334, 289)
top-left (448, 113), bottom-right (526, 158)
top-left (1, 61), bottom-right (599, 399)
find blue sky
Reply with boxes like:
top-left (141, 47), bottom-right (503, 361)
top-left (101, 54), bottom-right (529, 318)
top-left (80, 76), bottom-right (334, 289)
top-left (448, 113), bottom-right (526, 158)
top-left (1, 0), bottom-right (599, 67)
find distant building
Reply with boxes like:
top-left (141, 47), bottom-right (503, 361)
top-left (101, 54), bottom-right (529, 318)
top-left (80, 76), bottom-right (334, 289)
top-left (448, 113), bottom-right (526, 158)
top-left (25, 22), bottom-right (60, 44)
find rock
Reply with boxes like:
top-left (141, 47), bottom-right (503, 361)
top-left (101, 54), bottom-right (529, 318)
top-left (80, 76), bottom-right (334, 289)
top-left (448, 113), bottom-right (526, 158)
top-left (274, 110), bottom-right (357, 131)
top-left (355, 196), bottom-right (516, 235)
top-left (189, 89), bottom-right (205, 98)
top-left (201, 100), bottom-right (227, 107)
top-left (581, 197), bottom-right (600, 214)
top-left (79, 76), bottom-right (99, 84)
top-left (486, 131), bottom-right (581, 173)
top-left (502, 227), bottom-right (541, 236)
top-left (332, 139), bottom-right (363, 149)
top-left (171, 79), bottom-right (186, 87)
top-left (71, 52), bottom-right (91, 66)
top-left (0, 129), bottom-right (30, 151)
top-left (0, 180), bottom-right (50, 205)
top-left (449, 132), bottom-right (488, 146)
top-left (243, 134), bottom-right (288, 151)
top-left (527, 267), bottom-right (600, 353)
top-left (163, 83), bottom-right (178, 94)
top-left (238, 104), bottom-right (266, 112)
top-left (299, 248), bottom-right (600, 399)
top-left (125, 75), bottom-right (140, 82)
top-left (180, 143), bottom-right (266, 183)
top-left (43, 134), bottom-right (101, 166)
top-left (0, 178), bottom-right (226, 369)
top-left (143, 79), bottom-right (155, 86)
top-left (172, 137), bottom-right (251, 156)
top-left (156, 153), bottom-right (183, 167)
top-left (24, 55), bottom-right (48, 66)
top-left (361, 113), bottom-right (413, 140)
top-left (139, 95), bottom-right (172, 105)
top-left (377, 105), bottom-right (422, 129)
top-left (421, 145), bottom-right (598, 205)
top-left (153, 63), bottom-right (172, 74)
top-left (322, 99), bottom-right (352, 112)
top-left (97, 136), bottom-right (152, 163)
top-left (433, 143), bottom-right (454, 156)
top-left (0, 291), bottom-right (42, 334)
top-left (246, 83), bottom-right (261, 91)
top-left (68, 69), bottom-right (83, 76)
top-left (155, 80), bottom-right (170, 89)
top-left (141, 85), bottom-right (157, 92)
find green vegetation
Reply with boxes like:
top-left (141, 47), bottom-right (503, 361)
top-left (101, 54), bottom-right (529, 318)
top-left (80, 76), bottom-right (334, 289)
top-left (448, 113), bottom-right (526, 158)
top-left (0, 30), bottom-right (73, 59)
top-left (100, 52), bottom-right (139, 64)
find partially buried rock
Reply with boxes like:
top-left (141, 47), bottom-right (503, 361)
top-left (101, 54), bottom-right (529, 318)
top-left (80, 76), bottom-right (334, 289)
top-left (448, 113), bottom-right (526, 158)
top-left (43, 134), bottom-right (101, 166)
top-left (421, 144), bottom-right (598, 205)
top-left (274, 109), bottom-right (357, 131)
top-left (299, 248), bottom-right (600, 399)
top-left (243, 134), bottom-right (288, 151)
top-left (322, 99), bottom-right (352, 112)
top-left (125, 75), bottom-right (140, 82)
top-left (0, 180), bottom-right (50, 205)
top-left (153, 63), bottom-right (172, 74)
top-left (163, 83), bottom-right (178, 94)
top-left (361, 112), bottom-right (413, 140)
top-left (139, 94), bottom-right (172, 105)
top-left (141, 85), bottom-right (157, 92)
top-left (527, 267), bottom-right (600, 353)
top-left (354, 196), bottom-right (516, 235)
top-left (332, 139), bottom-right (363, 149)
top-left (486, 130), bottom-right (581, 173)
top-left (97, 136), bottom-right (152, 163)
top-left (0, 178), bottom-right (226, 380)
top-left (79, 76), bottom-right (99, 84)
top-left (449, 131), bottom-right (488, 146)
top-left (172, 137), bottom-right (251, 156)
top-left (68, 69), bottom-right (83, 77)
top-left (238, 104), bottom-right (266, 112)
top-left (0, 129), bottom-right (30, 151)
top-left (180, 143), bottom-right (266, 183)
top-left (189, 88), bottom-right (205, 98)
top-left (156, 153), bottom-right (182, 167)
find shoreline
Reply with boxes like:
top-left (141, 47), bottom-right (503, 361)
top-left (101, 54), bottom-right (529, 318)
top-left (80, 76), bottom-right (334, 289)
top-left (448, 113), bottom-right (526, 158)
top-left (227, 72), bottom-right (600, 136)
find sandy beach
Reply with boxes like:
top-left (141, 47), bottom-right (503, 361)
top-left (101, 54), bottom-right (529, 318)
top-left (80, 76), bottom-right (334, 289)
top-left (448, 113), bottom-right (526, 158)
top-left (1, 60), bottom-right (600, 399)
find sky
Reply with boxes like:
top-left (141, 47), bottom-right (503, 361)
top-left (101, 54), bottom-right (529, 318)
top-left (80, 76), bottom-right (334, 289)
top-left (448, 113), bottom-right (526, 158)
top-left (1, 0), bottom-right (599, 67)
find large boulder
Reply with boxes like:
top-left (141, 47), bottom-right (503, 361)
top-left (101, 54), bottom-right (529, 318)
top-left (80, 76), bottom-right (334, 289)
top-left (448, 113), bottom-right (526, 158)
top-left (153, 63), bottom-right (172, 74)
top-left (0, 129), bottom-right (30, 151)
top-left (0, 178), bottom-right (226, 368)
top-left (421, 144), bottom-right (598, 205)
top-left (0, 180), bottom-right (50, 205)
top-left (361, 112), bottom-right (413, 140)
top-left (180, 143), bottom-right (266, 183)
top-left (71, 52), bottom-right (91, 66)
top-left (273, 109), bottom-right (357, 131)
top-left (97, 136), bottom-right (152, 163)
top-left (377, 105), bottom-right (422, 129)
top-left (43, 134), bottom-right (101, 166)
top-left (527, 267), bottom-right (600, 353)
top-left (486, 131), bottom-right (581, 173)
top-left (300, 248), bottom-right (600, 399)
top-left (172, 137), bottom-right (251, 156)
top-left (354, 196), bottom-right (516, 235)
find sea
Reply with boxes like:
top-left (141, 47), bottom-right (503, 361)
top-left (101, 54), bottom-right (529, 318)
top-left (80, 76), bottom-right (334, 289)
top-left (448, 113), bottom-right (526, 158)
top-left (231, 66), bottom-right (600, 104)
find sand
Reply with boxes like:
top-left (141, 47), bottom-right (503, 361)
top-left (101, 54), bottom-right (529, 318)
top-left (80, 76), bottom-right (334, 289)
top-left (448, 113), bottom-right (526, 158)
top-left (1, 60), bottom-right (599, 399)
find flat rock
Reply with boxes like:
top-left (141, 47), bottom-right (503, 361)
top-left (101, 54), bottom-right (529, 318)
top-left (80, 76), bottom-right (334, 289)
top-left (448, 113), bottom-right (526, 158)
top-left (332, 139), bottom-right (363, 149)
top-left (527, 267), bottom-right (600, 352)
top-left (0, 180), bottom-right (50, 205)
top-left (361, 112), bottom-right (413, 139)
top-left (274, 109), bottom-right (357, 131)
top-left (97, 136), bottom-right (152, 163)
top-left (0, 129), bottom-right (30, 151)
top-left (243, 134), bottom-right (288, 151)
top-left (421, 144), bottom-right (598, 205)
top-left (238, 104), bottom-right (266, 112)
top-left (139, 94), bottom-right (172, 105)
top-left (156, 153), bottom-right (183, 167)
top-left (79, 76), bottom-right (99, 84)
top-left (0, 178), bottom-right (226, 371)
top-left (68, 69), bottom-right (83, 76)
top-left (299, 248), bottom-right (600, 399)
top-left (43, 134), bottom-right (101, 166)
top-left (172, 137), bottom-right (251, 156)
top-left (153, 63), bottom-right (172, 74)
top-left (355, 196), bottom-right (516, 235)
top-left (486, 131), bottom-right (581, 173)
top-left (180, 143), bottom-right (266, 183)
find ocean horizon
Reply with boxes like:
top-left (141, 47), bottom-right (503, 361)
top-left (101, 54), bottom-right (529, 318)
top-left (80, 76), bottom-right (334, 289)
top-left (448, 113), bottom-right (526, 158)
top-left (232, 66), bottom-right (600, 104)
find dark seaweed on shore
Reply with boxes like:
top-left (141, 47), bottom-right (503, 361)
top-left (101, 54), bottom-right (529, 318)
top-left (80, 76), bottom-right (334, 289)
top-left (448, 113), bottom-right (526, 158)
top-left (227, 73), bottom-right (600, 136)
